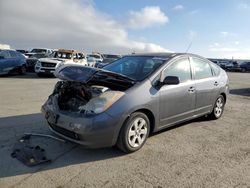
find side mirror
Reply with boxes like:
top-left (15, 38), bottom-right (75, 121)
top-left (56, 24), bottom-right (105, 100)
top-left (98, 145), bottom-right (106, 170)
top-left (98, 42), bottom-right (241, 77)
top-left (162, 76), bottom-right (180, 85)
top-left (0, 55), bottom-right (5, 59)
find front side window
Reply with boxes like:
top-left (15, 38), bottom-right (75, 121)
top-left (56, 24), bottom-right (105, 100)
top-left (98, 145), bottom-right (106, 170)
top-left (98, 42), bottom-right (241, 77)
top-left (162, 58), bottom-right (191, 83)
top-left (192, 58), bottom-right (213, 79)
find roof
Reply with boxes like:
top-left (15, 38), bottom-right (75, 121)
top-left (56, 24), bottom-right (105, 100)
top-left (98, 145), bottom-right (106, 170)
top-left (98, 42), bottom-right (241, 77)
top-left (127, 52), bottom-right (208, 60)
top-left (58, 49), bottom-right (82, 53)
top-left (129, 52), bottom-right (175, 57)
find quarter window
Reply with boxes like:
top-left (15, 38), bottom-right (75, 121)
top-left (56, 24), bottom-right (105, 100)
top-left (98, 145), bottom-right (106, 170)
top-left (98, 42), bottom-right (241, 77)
top-left (192, 58), bottom-right (213, 79)
top-left (163, 58), bottom-right (191, 83)
top-left (210, 62), bottom-right (220, 76)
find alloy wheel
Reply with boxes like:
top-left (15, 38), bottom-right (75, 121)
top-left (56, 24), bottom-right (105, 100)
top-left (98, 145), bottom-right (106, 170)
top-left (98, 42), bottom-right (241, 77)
top-left (214, 97), bottom-right (224, 117)
top-left (128, 117), bottom-right (148, 148)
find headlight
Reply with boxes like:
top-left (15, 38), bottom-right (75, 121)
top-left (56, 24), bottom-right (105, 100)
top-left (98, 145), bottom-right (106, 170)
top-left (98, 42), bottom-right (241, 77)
top-left (36, 61), bottom-right (41, 67)
top-left (82, 91), bottom-right (124, 114)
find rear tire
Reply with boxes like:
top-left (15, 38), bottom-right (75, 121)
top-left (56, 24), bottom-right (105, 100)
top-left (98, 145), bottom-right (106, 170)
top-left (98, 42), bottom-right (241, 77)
top-left (117, 112), bottom-right (150, 153)
top-left (209, 95), bottom-right (225, 120)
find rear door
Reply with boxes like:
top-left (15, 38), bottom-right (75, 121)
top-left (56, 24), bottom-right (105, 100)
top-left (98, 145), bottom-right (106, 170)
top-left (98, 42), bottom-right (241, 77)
top-left (190, 57), bottom-right (218, 116)
top-left (159, 56), bottom-right (196, 127)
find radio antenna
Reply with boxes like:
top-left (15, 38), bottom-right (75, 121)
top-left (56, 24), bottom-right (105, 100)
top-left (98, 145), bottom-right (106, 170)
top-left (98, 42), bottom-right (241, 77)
top-left (185, 41), bottom-right (193, 53)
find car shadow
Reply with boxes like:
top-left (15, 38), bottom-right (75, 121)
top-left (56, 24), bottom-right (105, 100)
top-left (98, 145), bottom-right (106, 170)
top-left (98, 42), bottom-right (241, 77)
top-left (0, 113), bottom-right (124, 178)
top-left (150, 116), bottom-right (209, 137)
top-left (230, 88), bottom-right (250, 97)
top-left (0, 112), bottom-right (216, 179)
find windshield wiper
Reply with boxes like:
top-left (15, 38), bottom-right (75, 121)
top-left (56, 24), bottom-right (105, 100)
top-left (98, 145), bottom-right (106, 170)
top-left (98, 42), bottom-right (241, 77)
top-left (98, 70), bottom-right (136, 82)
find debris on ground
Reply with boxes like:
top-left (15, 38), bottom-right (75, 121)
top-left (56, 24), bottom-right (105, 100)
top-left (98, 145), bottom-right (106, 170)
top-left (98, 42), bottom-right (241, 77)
top-left (11, 133), bottom-right (66, 167)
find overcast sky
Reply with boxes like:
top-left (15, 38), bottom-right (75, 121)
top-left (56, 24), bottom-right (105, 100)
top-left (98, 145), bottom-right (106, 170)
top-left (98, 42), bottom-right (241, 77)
top-left (0, 0), bottom-right (250, 59)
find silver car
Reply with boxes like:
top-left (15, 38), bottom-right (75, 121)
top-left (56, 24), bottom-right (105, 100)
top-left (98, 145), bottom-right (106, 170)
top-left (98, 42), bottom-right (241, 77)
top-left (42, 53), bottom-right (229, 153)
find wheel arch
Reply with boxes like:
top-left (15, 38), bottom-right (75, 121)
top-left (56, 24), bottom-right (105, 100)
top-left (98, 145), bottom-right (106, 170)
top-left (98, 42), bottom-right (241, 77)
top-left (220, 92), bottom-right (227, 103)
top-left (131, 108), bottom-right (156, 134)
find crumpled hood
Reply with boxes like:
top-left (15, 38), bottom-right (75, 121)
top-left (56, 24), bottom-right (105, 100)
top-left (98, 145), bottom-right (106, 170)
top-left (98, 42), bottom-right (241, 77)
top-left (54, 64), bottom-right (135, 90)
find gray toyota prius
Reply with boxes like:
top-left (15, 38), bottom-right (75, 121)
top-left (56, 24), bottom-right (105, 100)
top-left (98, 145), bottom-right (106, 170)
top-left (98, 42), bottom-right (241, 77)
top-left (42, 53), bottom-right (229, 153)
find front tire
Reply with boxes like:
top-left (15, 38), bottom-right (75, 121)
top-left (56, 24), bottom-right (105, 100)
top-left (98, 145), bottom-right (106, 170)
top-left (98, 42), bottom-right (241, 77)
top-left (117, 112), bottom-right (150, 153)
top-left (209, 95), bottom-right (225, 119)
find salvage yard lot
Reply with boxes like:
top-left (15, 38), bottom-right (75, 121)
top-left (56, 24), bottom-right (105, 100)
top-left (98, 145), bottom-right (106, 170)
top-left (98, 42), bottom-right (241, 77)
top-left (0, 72), bottom-right (250, 188)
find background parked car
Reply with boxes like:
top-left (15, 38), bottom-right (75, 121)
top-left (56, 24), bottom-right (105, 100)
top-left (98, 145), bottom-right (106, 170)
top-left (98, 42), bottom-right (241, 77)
top-left (96, 58), bottom-right (117, 68)
top-left (0, 49), bottom-right (26, 75)
top-left (35, 49), bottom-right (87, 77)
top-left (88, 53), bottom-right (103, 62)
top-left (225, 61), bottom-right (241, 72)
top-left (16, 49), bottom-right (29, 54)
top-left (26, 53), bottom-right (50, 72)
top-left (208, 59), bottom-right (231, 70)
top-left (102, 54), bottom-right (121, 59)
top-left (240, 61), bottom-right (250, 72)
top-left (25, 48), bottom-right (53, 58)
top-left (87, 56), bottom-right (97, 67)
top-left (95, 54), bottom-right (121, 68)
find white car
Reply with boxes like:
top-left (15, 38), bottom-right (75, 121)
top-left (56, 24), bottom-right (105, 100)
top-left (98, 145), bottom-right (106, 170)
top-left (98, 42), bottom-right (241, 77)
top-left (87, 53), bottom-right (103, 62)
top-left (87, 57), bottom-right (97, 67)
top-left (26, 48), bottom-right (53, 58)
top-left (35, 49), bottom-right (87, 76)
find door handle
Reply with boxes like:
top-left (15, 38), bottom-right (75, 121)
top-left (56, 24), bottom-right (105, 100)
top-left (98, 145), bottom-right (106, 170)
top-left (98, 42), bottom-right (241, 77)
top-left (214, 81), bottom-right (219, 86)
top-left (188, 86), bottom-right (195, 93)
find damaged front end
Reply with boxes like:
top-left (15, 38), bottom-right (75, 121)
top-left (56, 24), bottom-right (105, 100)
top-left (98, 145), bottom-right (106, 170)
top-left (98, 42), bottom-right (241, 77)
top-left (48, 81), bottom-right (125, 115)
top-left (43, 65), bottom-right (135, 115)
top-left (41, 65), bottom-right (135, 147)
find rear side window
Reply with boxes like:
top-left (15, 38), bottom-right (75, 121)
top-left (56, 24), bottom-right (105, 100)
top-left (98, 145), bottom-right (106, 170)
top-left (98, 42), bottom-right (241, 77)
top-left (163, 58), bottom-right (191, 83)
top-left (191, 58), bottom-right (213, 79)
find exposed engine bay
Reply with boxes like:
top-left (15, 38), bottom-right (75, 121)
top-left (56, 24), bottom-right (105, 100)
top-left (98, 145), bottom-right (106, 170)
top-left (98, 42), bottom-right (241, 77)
top-left (52, 81), bottom-right (111, 113)
top-left (49, 66), bottom-right (136, 115)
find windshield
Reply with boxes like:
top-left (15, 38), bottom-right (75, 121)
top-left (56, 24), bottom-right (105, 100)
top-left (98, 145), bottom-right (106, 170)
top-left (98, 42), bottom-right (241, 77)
top-left (103, 56), bottom-right (168, 81)
top-left (31, 49), bottom-right (47, 53)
